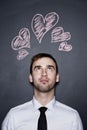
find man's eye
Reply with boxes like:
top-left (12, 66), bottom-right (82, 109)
top-left (37, 67), bottom-right (41, 70)
top-left (48, 67), bottom-right (52, 70)
top-left (34, 66), bottom-right (41, 71)
top-left (48, 66), bottom-right (54, 71)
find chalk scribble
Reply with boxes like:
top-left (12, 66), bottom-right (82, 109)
top-left (51, 27), bottom-right (71, 42)
top-left (11, 28), bottom-right (30, 60)
top-left (11, 12), bottom-right (73, 60)
top-left (59, 42), bottom-right (72, 52)
top-left (51, 27), bottom-right (72, 51)
top-left (17, 49), bottom-right (29, 60)
top-left (31, 12), bottom-right (59, 43)
top-left (11, 28), bottom-right (30, 50)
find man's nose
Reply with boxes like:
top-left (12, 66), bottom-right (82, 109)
top-left (42, 68), bottom-right (47, 76)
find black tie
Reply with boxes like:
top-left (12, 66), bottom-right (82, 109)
top-left (38, 107), bottom-right (47, 130)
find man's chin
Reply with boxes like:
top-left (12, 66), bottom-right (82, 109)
top-left (34, 86), bottom-right (54, 93)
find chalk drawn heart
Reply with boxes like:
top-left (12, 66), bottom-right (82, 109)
top-left (59, 42), bottom-right (72, 52)
top-left (17, 49), bottom-right (29, 60)
top-left (51, 27), bottom-right (71, 43)
top-left (11, 28), bottom-right (30, 50)
top-left (31, 12), bottom-right (59, 43)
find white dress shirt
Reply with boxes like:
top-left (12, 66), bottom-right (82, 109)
top-left (1, 97), bottom-right (83, 130)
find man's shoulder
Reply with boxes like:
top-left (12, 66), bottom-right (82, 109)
top-left (8, 100), bottom-right (33, 115)
top-left (55, 100), bottom-right (78, 115)
top-left (1, 100), bottom-right (34, 129)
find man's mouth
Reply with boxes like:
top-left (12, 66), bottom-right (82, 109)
top-left (40, 79), bottom-right (48, 84)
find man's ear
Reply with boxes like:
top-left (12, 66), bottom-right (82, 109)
top-left (29, 74), bottom-right (33, 83)
top-left (56, 74), bottom-right (60, 83)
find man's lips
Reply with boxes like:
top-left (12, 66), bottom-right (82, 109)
top-left (40, 79), bottom-right (48, 83)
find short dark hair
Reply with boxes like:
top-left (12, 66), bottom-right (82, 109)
top-left (30, 53), bottom-right (58, 74)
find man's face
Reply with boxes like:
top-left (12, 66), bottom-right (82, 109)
top-left (29, 57), bottom-right (59, 93)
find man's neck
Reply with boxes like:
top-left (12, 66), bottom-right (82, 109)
top-left (34, 91), bottom-right (54, 106)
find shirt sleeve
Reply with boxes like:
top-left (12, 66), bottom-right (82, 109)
top-left (72, 111), bottom-right (83, 130)
top-left (1, 109), bottom-right (15, 130)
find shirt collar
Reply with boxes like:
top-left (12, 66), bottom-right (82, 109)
top-left (32, 96), bottom-right (56, 111)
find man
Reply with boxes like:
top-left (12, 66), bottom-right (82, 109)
top-left (1, 53), bottom-right (83, 130)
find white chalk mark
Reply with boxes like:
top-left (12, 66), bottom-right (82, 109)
top-left (51, 27), bottom-right (71, 43)
top-left (11, 12), bottom-right (73, 61)
top-left (17, 49), bottom-right (29, 60)
top-left (11, 28), bottom-right (30, 50)
top-left (31, 12), bottom-right (59, 43)
top-left (59, 42), bottom-right (72, 52)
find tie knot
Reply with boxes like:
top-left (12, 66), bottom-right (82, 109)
top-left (39, 107), bottom-right (47, 113)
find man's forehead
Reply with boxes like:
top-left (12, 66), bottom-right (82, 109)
top-left (33, 57), bottom-right (56, 66)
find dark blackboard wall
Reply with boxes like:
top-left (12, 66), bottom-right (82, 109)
top-left (0, 0), bottom-right (87, 129)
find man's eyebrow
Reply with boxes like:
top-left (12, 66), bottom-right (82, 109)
top-left (47, 65), bottom-right (55, 69)
top-left (33, 65), bottom-right (55, 70)
top-left (33, 65), bottom-right (41, 70)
